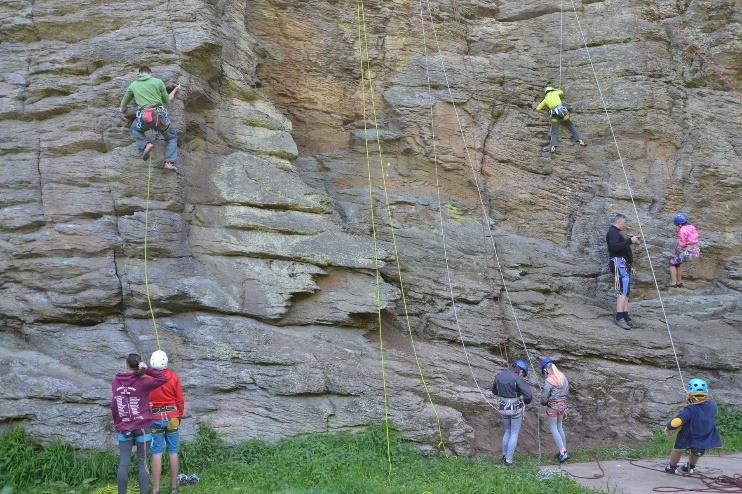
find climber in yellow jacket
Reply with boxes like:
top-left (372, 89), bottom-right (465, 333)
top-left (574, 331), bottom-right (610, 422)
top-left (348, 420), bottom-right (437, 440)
top-left (536, 86), bottom-right (587, 153)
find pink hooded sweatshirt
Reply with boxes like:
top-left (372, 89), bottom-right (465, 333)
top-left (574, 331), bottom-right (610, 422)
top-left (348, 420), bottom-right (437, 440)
top-left (678, 224), bottom-right (699, 248)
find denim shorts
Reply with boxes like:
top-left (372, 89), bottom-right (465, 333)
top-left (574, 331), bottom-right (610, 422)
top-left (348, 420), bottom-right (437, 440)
top-left (150, 418), bottom-right (180, 454)
top-left (117, 429), bottom-right (151, 444)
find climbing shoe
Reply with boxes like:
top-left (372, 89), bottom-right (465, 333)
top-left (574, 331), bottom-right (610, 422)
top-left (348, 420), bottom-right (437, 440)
top-left (664, 464), bottom-right (678, 474)
top-left (669, 283), bottom-right (684, 288)
top-left (614, 318), bottom-right (631, 330)
top-left (680, 463), bottom-right (695, 474)
top-left (142, 142), bottom-right (153, 161)
top-left (558, 451), bottom-right (569, 463)
top-left (550, 146), bottom-right (557, 153)
top-left (578, 140), bottom-right (587, 146)
top-left (624, 315), bottom-right (634, 328)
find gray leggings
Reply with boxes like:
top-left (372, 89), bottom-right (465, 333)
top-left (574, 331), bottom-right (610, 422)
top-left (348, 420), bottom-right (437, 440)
top-left (500, 413), bottom-right (523, 462)
top-left (118, 440), bottom-right (150, 494)
top-left (547, 414), bottom-right (567, 452)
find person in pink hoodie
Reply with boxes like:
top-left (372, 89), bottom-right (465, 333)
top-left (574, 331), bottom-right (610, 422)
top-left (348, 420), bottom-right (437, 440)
top-left (111, 353), bottom-right (168, 494)
top-left (669, 214), bottom-right (700, 288)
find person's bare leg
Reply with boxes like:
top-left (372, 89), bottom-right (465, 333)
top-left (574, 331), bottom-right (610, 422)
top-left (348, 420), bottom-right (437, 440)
top-left (621, 296), bottom-right (629, 313)
top-left (677, 265), bottom-right (683, 285)
top-left (616, 295), bottom-right (626, 315)
top-left (689, 451), bottom-right (701, 468)
top-left (669, 449), bottom-right (683, 467)
top-left (151, 454), bottom-right (163, 493)
top-left (168, 453), bottom-right (179, 490)
top-left (670, 266), bottom-right (678, 285)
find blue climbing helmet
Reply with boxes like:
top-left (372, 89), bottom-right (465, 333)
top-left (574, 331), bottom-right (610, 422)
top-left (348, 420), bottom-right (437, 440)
top-left (687, 378), bottom-right (708, 395)
top-left (544, 86), bottom-right (556, 94)
top-left (539, 357), bottom-right (554, 374)
top-left (674, 213), bottom-right (688, 226)
top-left (514, 359), bottom-right (529, 377)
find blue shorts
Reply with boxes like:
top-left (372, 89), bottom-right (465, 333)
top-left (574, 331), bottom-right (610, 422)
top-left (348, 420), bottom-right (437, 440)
top-left (151, 418), bottom-right (180, 454)
top-left (117, 430), bottom-right (151, 444)
top-left (611, 258), bottom-right (631, 297)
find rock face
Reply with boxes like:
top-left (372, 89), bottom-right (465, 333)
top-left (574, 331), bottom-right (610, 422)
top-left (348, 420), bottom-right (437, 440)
top-left (0, 0), bottom-right (739, 456)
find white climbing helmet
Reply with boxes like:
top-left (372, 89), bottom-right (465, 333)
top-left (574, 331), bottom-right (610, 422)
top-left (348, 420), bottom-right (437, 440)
top-left (150, 350), bottom-right (168, 370)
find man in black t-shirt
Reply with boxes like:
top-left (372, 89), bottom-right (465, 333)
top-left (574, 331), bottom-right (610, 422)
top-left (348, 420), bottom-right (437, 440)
top-left (606, 213), bottom-right (640, 329)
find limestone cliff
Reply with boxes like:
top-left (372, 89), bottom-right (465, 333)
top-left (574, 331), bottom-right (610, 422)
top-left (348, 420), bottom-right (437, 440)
top-left (0, 0), bottom-right (739, 456)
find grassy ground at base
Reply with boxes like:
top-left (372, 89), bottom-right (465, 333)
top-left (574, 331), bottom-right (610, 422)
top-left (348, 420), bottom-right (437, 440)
top-left (1, 404), bottom-right (739, 494)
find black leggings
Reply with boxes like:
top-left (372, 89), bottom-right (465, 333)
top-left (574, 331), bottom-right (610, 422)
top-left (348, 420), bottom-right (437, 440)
top-left (118, 439), bottom-right (150, 494)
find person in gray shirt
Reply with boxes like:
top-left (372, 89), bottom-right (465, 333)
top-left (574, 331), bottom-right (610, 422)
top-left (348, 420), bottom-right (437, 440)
top-left (492, 360), bottom-right (533, 465)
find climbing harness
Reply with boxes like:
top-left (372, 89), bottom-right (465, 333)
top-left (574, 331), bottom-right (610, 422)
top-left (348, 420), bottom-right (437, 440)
top-left (136, 105), bottom-right (170, 132)
top-left (497, 397), bottom-right (525, 417)
top-left (568, 0), bottom-right (685, 390)
top-left (549, 104), bottom-right (569, 121)
top-left (355, 0), bottom-right (393, 478)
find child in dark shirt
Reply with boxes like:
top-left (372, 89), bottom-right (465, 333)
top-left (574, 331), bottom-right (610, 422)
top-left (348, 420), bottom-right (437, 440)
top-left (664, 378), bottom-right (722, 474)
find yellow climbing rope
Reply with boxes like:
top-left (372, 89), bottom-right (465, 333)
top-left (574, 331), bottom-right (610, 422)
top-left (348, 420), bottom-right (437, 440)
top-left (143, 153), bottom-right (161, 350)
top-left (356, 0), bottom-right (447, 452)
top-left (355, 0), bottom-right (393, 479)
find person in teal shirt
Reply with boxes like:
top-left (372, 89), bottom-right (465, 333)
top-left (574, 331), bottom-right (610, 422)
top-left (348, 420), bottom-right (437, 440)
top-left (120, 67), bottom-right (180, 170)
top-left (536, 86), bottom-right (587, 154)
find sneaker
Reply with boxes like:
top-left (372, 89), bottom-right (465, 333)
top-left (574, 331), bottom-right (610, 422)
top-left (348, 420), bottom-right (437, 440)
top-left (614, 318), bottom-right (631, 330)
top-left (558, 451), bottom-right (569, 463)
top-left (550, 146), bottom-right (557, 153)
top-left (624, 317), bottom-right (634, 328)
top-left (680, 463), bottom-right (695, 474)
top-left (578, 140), bottom-right (587, 146)
top-left (504, 460), bottom-right (514, 466)
top-left (664, 463), bottom-right (677, 474)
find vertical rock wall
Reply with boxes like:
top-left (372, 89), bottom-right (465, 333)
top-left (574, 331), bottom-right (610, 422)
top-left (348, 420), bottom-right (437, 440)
top-left (0, 0), bottom-right (739, 455)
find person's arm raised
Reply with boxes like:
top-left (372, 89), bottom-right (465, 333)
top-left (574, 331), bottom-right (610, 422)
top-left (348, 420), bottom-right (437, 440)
top-left (168, 83), bottom-right (181, 103)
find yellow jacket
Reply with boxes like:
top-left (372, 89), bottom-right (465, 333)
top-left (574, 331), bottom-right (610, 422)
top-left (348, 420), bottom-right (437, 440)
top-left (536, 90), bottom-right (564, 111)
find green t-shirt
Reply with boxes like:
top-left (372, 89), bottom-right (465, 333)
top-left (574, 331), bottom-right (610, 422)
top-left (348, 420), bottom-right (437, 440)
top-left (120, 75), bottom-right (169, 109)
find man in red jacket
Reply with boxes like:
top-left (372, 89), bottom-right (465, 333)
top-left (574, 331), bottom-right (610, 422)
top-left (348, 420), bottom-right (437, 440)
top-left (148, 350), bottom-right (185, 494)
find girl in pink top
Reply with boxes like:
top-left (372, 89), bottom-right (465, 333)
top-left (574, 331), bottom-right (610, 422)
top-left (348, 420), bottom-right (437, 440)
top-left (669, 214), bottom-right (700, 288)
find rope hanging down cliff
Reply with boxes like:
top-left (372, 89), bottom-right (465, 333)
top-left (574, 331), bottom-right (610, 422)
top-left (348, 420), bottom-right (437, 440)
top-left (567, 0), bottom-right (684, 390)
top-left (419, 0), bottom-right (544, 459)
top-left (356, 0), bottom-right (448, 456)
top-left (355, 0), bottom-right (393, 479)
top-left (416, 0), bottom-right (498, 413)
top-left (143, 153), bottom-right (161, 351)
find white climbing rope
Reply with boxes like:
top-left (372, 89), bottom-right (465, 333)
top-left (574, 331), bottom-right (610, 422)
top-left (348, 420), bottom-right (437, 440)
top-left (421, 0), bottom-right (543, 459)
top-left (417, 0), bottom-right (498, 411)
top-left (559, 0), bottom-right (564, 87)
top-left (568, 0), bottom-right (685, 390)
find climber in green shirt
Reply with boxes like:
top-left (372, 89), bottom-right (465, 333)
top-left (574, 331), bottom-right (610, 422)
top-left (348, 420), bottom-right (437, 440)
top-left (119, 67), bottom-right (181, 170)
top-left (536, 86), bottom-right (587, 154)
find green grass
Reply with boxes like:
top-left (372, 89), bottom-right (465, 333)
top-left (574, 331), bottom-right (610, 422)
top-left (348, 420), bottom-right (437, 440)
top-left (1, 404), bottom-right (740, 494)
